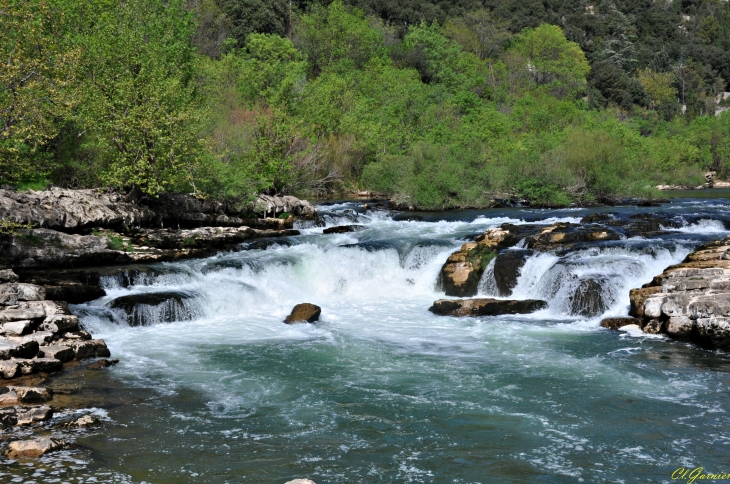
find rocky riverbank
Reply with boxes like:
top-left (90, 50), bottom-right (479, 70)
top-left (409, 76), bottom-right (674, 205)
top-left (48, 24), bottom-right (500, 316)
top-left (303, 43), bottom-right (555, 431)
top-left (0, 187), bottom-right (317, 459)
top-left (621, 235), bottom-right (730, 350)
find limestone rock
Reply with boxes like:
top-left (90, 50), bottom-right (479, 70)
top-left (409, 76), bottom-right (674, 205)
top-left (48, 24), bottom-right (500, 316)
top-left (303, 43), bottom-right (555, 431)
top-left (600, 317), bottom-right (642, 330)
top-left (285, 480), bottom-right (317, 484)
top-left (66, 339), bottom-right (111, 359)
top-left (0, 269), bottom-right (19, 283)
top-left (2, 386), bottom-right (53, 404)
top-left (284, 304), bottom-right (321, 324)
top-left (11, 357), bottom-right (63, 375)
top-left (67, 414), bottom-right (100, 428)
top-left (429, 298), bottom-right (548, 317)
top-left (0, 360), bottom-right (20, 379)
top-left (6, 436), bottom-right (66, 458)
top-left (2, 320), bottom-right (34, 336)
top-left (0, 306), bottom-right (45, 322)
top-left (15, 406), bottom-right (53, 425)
top-left (0, 338), bottom-right (39, 360)
top-left (38, 345), bottom-right (75, 362)
top-left (568, 277), bottom-right (609, 317)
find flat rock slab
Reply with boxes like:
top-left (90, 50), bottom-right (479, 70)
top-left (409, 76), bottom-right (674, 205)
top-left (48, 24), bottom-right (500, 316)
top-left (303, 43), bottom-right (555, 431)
top-left (16, 405), bottom-right (54, 425)
top-left (0, 307), bottom-right (45, 322)
top-left (6, 437), bottom-right (66, 458)
top-left (0, 386), bottom-right (52, 404)
top-left (65, 339), bottom-right (111, 359)
top-left (600, 317), bottom-right (642, 330)
top-left (38, 345), bottom-right (75, 363)
top-left (284, 304), bottom-right (322, 324)
top-left (0, 339), bottom-right (39, 360)
top-left (429, 298), bottom-right (548, 317)
top-left (2, 320), bottom-right (34, 336)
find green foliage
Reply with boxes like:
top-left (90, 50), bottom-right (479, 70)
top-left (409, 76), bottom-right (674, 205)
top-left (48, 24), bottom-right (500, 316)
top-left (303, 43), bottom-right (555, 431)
top-left (5, 0), bottom-right (730, 210)
top-left (0, 0), bottom-right (80, 184)
top-left (0, 219), bottom-right (34, 236)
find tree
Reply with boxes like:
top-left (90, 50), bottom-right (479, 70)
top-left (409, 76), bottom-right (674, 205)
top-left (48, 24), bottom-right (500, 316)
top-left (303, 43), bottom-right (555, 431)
top-left (511, 24), bottom-right (590, 98)
top-left (0, 0), bottom-right (80, 183)
top-left (637, 68), bottom-right (677, 109)
top-left (217, 0), bottom-right (289, 47)
top-left (442, 9), bottom-right (511, 60)
top-left (74, 0), bottom-right (204, 195)
top-left (295, 1), bottom-right (384, 76)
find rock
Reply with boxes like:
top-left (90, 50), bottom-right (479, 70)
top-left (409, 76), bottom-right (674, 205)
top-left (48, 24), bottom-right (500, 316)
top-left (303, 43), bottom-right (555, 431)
top-left (6, 436), bottom-right (66, 458)
top-left (12, 357), bottom-right (63, 375)
top-left (15, 284), bottom-right (45, 301)
top-left (568, 277), bottom-right (609, 317)
top-left (3, 386), bottom-right (53, 404)
top-left (627, 235), bottom-right (730, 350)
top-left (629, 287), bottom-right (662, 317)
top-left (0, 338), bottom-right (39, 360)
top-left (87, 358), bottom-right (119, 369)
top-left (525, 222), bottom-right (622, 251)
top-left (492, 250), bottom-right (531, 296)
top-left (15, 406), bottom-right (53, 425)
top-left (0, 269), bottom-right (19, 283)
top-left (0, 408), bottom-right (18, 428)
top-left (0, 360), bottom-right (20, 379)
top-left (284, 304), bottom-right (321, 324)
top-left (0, 306), bottom-right (45, 322)
top-left (601, 317), bottom-right (642, 330)
top-left (17, 331), bottom-right (55, 346)
top-left (38, 345), bottom-right (75, 362)
top-left (65, 339), bottom-right (111, 359)
top-left (2, 320), bottom-right (35, 336)
top-left (323, 225), bottom-right (365, 234)
top-left (0, 283), bottom-right (18, 305)
top-left (285, 480), bottom-right (316, 484)
top-left (429, 298), bottom-right (548, 317)
top-left (41, 314), bottom-right (79, 334)
top-left (108, 291), bottom-right (198, 326)
top-left (66, 414), bottom-right (100, 428)
top-left (439, 243), bottom-right (497, 297)
top-left (60, 330), bottom-right (91, 341)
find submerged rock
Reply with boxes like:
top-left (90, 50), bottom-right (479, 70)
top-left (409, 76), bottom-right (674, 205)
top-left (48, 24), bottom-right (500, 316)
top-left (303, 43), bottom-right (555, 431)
top-left (0, 386), bottom-right (53, 404)
top-left (284, 304), bottom-right (321, 324)
top-left (429, 298), bottom-right (547, 317)
top-left (285, 480), bottom-right (317, 484)
top-left (87, 358), bottom-right (119, 369)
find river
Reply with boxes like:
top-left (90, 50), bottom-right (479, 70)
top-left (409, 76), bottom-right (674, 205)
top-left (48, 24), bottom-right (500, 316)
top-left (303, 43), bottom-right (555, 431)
top-left (4, 198), bottom-right (730, 483)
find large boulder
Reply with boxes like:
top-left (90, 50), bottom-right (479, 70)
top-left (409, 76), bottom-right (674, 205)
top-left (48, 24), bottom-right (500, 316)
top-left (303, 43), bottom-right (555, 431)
top-left (108, 290), bottom-right (199, 326)
top-left (284, 304), bottom-right (321, 324)
top-left (568, 276), bottom-right (610, 317)
top-left (6, 437), bottom-right (66, 458)
top-left (600, 317), bottom-right (641, 330)
top-left (525, 223), bottom-right (622, 251)
top-left (492, 250), bottom-right (531, 296)
top-left (439, 242), bottom-right (496, 297)
top-left (429, 298), bottom-right (547, 317)
top-left (323, 225), bottom-right (365, 234)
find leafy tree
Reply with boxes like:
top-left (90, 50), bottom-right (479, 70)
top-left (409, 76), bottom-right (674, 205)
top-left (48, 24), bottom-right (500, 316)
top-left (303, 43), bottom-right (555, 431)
top-left (442, 9), bottom-right (511, 60)
top-left (295, 1), bottom-right (384, 76)
top-left (217, 0), bottom-right (290, 47)
top-left (637, 68), bottom-right (677, 109)
top-left (0, 0), bottom-right (80, 183)
top-left (71, 0), bottom-right (204, 195)
top-left (510, 24), bottom-right (590, 98)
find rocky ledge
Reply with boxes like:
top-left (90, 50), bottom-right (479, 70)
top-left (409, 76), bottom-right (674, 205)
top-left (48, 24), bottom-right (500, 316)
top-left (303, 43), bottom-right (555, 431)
top-left (0, 269), bottom-right (109, 380)
top-left (625, 235), bottom-right (730, 350)
top-left (0, 187), bottom-right (315, 231)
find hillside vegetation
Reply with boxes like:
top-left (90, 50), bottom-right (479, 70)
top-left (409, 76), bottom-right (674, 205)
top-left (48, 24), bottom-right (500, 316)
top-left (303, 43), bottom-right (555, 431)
top-left (2, 0), bottom-right (730, 208)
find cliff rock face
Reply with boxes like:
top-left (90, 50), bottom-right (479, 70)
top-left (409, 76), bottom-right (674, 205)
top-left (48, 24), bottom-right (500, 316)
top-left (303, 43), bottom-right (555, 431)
top-left (629, 236), bottom-right (730, 350)
top-left (0, 188), bottom-right (315, 231)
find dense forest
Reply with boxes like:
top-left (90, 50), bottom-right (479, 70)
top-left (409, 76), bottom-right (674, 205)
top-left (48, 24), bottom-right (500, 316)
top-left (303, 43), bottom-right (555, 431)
top-left (3, 0), bottom-right (730, 208)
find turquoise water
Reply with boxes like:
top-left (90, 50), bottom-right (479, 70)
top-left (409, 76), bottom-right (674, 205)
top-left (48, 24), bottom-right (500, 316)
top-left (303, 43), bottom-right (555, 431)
top-left (4, 199), bottom-right (730, 483)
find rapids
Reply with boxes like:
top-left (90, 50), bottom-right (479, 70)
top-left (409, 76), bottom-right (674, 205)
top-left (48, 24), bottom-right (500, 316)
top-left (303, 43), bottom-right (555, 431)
top-left (4, 198), bottom-right (730, 483)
